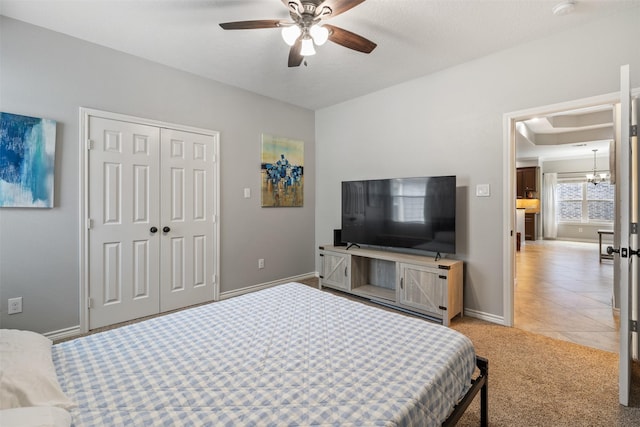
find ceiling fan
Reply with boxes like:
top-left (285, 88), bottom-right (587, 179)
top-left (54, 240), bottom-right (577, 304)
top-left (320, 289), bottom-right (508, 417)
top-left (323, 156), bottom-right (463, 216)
top-left (219, 0), bottom-right (377, 67)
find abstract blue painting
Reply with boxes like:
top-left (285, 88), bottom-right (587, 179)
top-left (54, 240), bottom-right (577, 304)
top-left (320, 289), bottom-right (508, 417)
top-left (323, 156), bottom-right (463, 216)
top-left (0, 112), bottom-right (57, 208)
top-left (261, 134), bottom-right (304, 207)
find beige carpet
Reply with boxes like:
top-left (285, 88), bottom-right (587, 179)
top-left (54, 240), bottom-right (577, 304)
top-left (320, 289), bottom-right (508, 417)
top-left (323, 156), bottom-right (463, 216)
top-left (450, 316), bottom-right (640, 426)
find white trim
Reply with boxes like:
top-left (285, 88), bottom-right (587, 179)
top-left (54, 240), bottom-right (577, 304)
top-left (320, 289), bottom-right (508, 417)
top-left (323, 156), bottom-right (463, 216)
top-left (503, 87), bottom-right (640, 330)
top-left (552, 237), bottom-right (600, 243)
top-left (45, 326), bottom-right (82, 342)
top-left (219, 273), bottom-right (317, 300)
top-left (79, 108), bottom-right (218, 136)
top-left (463, 308), bottom-right (505, 325)
top-left (502, 110), bottom-right (515, 327)
top-left (78, 107), bottom-right (221, 332)
top-left (78, 109), bottom-right (88, 333)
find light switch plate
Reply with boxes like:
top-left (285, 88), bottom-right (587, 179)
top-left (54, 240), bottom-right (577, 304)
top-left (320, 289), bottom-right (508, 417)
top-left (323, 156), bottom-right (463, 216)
top-left (476, 184), bottom-right (490, 197)
top-left (243, 188), bottom-right (251, 198)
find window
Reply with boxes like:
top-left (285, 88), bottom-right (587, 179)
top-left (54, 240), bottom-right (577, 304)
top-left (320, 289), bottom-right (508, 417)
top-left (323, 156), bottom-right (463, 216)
top-left (391, 178), bottom-right (425, 223)
top-left (556, 180), bottom-right (614, 223)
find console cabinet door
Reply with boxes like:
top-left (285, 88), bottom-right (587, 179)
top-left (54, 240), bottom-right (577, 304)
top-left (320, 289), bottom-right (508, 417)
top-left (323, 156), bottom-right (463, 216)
top-left (320, 251), bottom-right (350, 291)
top-left (398, 263), bottom-right (446, 318)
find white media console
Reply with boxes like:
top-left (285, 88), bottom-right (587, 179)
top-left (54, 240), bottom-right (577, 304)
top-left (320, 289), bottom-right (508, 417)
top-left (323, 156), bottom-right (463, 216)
top-left (319, 245), bottom-right (463, 326)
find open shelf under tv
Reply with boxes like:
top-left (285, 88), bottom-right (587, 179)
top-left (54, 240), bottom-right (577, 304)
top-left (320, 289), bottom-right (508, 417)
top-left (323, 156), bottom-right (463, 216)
top-left (349, 255), bottom-right (396, 302)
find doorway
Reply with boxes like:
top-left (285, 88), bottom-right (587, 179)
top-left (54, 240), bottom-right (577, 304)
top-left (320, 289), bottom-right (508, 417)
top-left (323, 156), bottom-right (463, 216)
top-left (503, 91), bottom-right (629, 351)
top-left (515, 103), bottom-right (618, 352)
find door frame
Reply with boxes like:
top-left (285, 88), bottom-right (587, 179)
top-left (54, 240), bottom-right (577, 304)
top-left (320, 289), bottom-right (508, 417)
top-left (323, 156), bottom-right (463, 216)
top-left (78, 108), bottom-right (220, 333)
top-left (502, 89), bottom-right (640, 327)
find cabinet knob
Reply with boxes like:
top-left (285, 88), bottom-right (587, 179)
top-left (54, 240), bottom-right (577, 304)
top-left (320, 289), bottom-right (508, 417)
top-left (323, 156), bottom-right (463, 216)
top-left (150, 226), bottom-right (158, 233)
top-left (163, 226), bottom-right (171, 233)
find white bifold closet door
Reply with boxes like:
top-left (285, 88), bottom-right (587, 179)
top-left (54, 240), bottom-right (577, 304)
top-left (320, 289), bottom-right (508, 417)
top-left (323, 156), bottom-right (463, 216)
top-left (88, 116), bottom-right (215, 330)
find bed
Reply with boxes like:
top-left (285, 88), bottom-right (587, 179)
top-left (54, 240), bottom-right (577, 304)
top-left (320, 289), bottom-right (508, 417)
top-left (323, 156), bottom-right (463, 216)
top-left (5, 282), bottom-right (488, 426)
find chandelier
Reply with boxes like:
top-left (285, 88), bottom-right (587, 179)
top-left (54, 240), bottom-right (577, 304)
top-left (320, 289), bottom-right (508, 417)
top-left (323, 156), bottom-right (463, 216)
top-left (586, 149), bottom-right (607, 185)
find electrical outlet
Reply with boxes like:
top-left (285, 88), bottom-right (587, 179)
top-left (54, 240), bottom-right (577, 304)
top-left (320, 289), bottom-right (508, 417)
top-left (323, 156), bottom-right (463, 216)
top-left (579, 227), bottom-right (583, 233)
top-left (8, 297), bottom-right (22, 314)
top-left (258, 258), bottom-right (265, 269)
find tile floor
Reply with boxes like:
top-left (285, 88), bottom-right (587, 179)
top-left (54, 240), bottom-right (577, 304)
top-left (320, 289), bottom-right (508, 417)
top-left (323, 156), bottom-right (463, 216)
top-left (515, 239), bottom-right (619, 353)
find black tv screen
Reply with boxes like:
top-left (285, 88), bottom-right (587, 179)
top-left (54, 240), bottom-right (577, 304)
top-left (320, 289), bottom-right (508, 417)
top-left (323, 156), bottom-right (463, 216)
top-left (341, 176), bottom-right (456, 254)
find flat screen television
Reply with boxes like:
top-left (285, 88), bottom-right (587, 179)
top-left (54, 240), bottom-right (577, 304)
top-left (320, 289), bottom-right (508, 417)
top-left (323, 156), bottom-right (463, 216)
top-left (341, 175), bottom-right (456, 254)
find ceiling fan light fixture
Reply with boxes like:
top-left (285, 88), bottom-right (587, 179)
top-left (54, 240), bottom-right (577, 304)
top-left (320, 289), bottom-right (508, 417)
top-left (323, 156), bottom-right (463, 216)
top-left (300, 37), bottom-right (316, 56)
top-left (281, 25), bottom-right (301, 46)
top-left (310, 24), bottom-right (329, 46)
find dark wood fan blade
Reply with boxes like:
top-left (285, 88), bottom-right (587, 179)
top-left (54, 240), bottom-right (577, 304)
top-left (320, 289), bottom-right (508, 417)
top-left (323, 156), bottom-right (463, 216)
top-left (324, 24), bottom-right (376, 53)
top-left (219, 20), bottom-right (283, 30)
top-left (320, 0), bottom-right (366, 18)
top-left (288, 40), bottom-right (304, 67)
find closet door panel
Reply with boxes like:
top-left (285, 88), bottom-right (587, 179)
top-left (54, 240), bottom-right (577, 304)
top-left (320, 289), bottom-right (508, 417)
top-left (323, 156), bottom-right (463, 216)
top-left (160, 128), bottom-right (216, 311)
top-left (88, 117), bottom-right (161, 329)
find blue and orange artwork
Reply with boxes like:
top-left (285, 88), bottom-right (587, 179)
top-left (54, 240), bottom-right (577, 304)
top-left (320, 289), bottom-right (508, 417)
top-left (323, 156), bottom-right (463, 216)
top-left (261, 134), bottom-right (304, 207)
top-left (0, 112), bottom-right (57, 208)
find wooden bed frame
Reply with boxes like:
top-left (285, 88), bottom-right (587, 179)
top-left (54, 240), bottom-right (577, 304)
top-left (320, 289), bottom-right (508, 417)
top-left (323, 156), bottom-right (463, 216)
top-left (443, 356), bottom-right (489, 427)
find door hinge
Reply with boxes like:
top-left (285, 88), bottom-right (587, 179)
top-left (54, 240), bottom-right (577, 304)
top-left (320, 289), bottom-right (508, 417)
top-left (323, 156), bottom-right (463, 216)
top-left (632, 223), bottom-right (638, 235)
top-left (631, 124), bottom-right (637, 137)
top-left (87, 297), bottom-right (93, 309)
top-left (87, 218), bottom-right (93, 230)
top-left (212, 274), bottom-right (217, 285)
top-left (631, 320), bottom-right (638, 333)
top-left (86, 139), bottom-right (94, 150)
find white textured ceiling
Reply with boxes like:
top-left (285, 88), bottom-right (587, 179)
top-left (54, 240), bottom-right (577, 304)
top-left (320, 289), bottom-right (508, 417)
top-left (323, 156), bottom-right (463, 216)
top-left (516, 105), bottom-right (614, 161)
top-left (2, 0), bottom-right (639, 111)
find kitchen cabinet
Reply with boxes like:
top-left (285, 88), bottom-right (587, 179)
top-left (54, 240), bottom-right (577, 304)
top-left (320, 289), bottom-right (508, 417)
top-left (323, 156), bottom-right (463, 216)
top-left (517, 167), bottom-right (538, 198)
top-left (524, 213), bottom-right (537, 241)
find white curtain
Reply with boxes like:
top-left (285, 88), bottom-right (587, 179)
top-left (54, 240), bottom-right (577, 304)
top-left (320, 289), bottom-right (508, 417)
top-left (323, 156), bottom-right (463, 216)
top-left (543, 173), bottom-right (557, 239)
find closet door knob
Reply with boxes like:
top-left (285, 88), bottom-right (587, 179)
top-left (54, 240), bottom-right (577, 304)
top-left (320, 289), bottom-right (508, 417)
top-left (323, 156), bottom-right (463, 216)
top-left (150, 227), bottom-right (158, 233)
top-left (163, 226), bottom-right (171, 233)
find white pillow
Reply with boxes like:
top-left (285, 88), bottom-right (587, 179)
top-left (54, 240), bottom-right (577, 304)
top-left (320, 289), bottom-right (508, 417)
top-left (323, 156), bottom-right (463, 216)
top-left (0, 329), bottom-right (74, 410)
top-left (0, 406), bottom-right (71, 427)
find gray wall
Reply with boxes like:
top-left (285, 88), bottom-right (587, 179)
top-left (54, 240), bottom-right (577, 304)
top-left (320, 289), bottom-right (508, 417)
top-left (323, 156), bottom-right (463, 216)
top-left (0, 17), bottom-right (316, 333)
top-left (315, 9), bottom-right (640, 321)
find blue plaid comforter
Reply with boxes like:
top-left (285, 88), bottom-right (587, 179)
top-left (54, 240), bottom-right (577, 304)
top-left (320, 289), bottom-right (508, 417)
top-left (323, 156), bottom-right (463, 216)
top-left (53, 283), bottom-right (476, 426)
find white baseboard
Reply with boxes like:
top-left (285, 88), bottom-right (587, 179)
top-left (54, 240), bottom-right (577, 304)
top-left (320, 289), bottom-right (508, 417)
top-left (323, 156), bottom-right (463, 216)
top-left (219, 272), bottom-right (317, 300)
top-left (45, 325), bottom-right (82, 342)
top-left (464, 308), bottom-right (505, 325)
